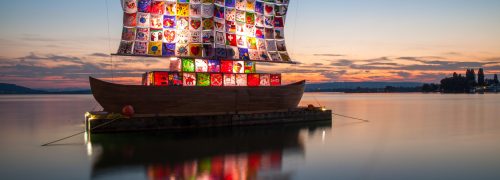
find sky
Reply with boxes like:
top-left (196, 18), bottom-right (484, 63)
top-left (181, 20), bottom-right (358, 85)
top-left (0, 0), bottom-right (499, 88)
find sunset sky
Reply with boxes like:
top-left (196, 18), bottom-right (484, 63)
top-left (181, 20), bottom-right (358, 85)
top-left (1, 0), bottom-right (500, 88)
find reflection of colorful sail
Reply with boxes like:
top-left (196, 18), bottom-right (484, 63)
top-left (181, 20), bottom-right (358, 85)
top-left (90, 122), bottom-right (332, 180)
top-left (147, 151), bottom-right (283, 180)
top-left (119, 0), bottom-right (290, 62)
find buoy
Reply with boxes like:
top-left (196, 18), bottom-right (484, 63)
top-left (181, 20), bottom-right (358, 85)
top-left (122, 105), bottom-right (135, 117)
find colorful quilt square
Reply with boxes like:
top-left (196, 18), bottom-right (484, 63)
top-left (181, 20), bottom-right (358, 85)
top-left (183, 73), bottom-right (197, 86)
top-left (148, 41), bottom-right (162, 56)
top-left (270, 74), bottom-right (281, 86)
top-left (221, 60), bottom-right (233, 73)
top-left (197, 73), bottom-right (211, 86)
top-left (195, 59), bottom-right (208, 72)
top-left (182, 58), bottom-right (195, 72)
top-left (236, 74), bottom-right (247, 86)
top-left (247, 74), bottom-right (260, 86)
top-left (223, 73), bottom-right (236, 86)
top-left (208, 60), bottom-right (221, 72)
top-left (210, 73), bottom-right (223, 86)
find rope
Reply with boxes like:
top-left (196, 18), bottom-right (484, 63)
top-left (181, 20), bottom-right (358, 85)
top-left (41, 116), bottom-right (122, 146)
top-left (105, 0), bottom-right (114, 82)
top-left (290, 0), bottom-right (300, 59)
top-left (312, 95), bottom-right (322, 107)
top-left (311, 94), bottom-right (370, 123)
top-left (332, 113), bottom-right (370, 122)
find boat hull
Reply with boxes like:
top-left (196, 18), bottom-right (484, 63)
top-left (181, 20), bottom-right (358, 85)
top-left (89, 77), bottom-right (305, 115)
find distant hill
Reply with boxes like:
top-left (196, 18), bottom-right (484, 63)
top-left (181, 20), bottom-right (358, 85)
top-left (0, 83), bottom-right (91, 94)
top-left (305, 82), bottom-right (423, 92)
top-left (1, 82), bottom-right (424, 94)
top-left (0, 83), bottom-right (46, 94)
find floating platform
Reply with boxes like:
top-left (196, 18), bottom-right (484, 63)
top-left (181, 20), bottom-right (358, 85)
top-left (85, 107), bottom-right (332, 133)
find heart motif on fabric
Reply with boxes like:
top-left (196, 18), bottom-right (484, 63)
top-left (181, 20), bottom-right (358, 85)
top-left (191, 20), bottom-right (201, 30)
top-left (191, 46), bottom-right (200, 55)
top-left (265, 5), bottom-right (273, 14)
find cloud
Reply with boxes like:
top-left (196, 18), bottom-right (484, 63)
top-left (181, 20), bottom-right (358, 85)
top-left (444, 52), bottom-right (462, 56)
top-left (2, 51), bottom-right (499, 88)
top-left (18, 34), bottom-right (62, 42)
top-left (90, 53), bottom-right (111, 57)
top-left (334, 56), bottom-right (500, 71)
top-left (394, 71), bottom-right (412, 78)
top-left (313, 54), bottom-right (345, 57)
top-left (330, 59), bottom-right (354, 66)
top-left (365, 62), bottom-right (399, 66)
top-left (364, 57), bottom-right (391, 62)
top-left (0, 52), bottom-right (161, 88)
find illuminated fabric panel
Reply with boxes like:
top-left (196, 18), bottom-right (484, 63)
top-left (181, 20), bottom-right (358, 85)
top-left (208, 60), bottom-right (221, 72)
top-left (153, 72), bottom-right (169, 86)
top-left (119, 0), bottom-right (291, 62)
top-left (148, 41), bottom-right (162, 56)
top-left (169, 58), bottom-right (182, 71)
top-left (236, 74), bottom-right (247, 86)
top-left (147, 72), bottom-right (154, 86)
top-left (168, 72), bottom-right (183, 86)
top-left (260, 74), bottom-right (270, 86)
top-left (163, 43), bottom-right (176, 56)
top-left (233, 61), bottom-right (244, 73)
top-left (183, 73), bottom-right (197, 86)
top-left (197, 73), bottom-right (211, 86)
top-left (220, 60), bottom-right (233, 73)
top-left (195, 59), bottom-right (209, 72)
top-left (182, 58), bottom-right (195, 72)
top-left (244, 61), bottom-right (256, 73)
top-left (210, 73), bottom-right (223, 86)
top-left (270, 73), bottom-right (281, 86)
top-left (223, 73), bottom-right (236, 86)
top-left (248, 74), bottom-right (260, 86)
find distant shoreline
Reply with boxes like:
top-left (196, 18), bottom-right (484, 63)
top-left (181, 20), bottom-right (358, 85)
top-left (2, 82), bottom-right (497, 95)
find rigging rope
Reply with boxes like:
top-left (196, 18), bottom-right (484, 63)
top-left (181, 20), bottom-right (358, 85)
top-left (332, 113), bottom-right (370, 122)
top-left (290, 0), bottom-right (300, 59)
top-left (41, 116), bottom-right (121, 146)
top-left (105, 0), bottom-right (114, 82)
top-left (311, 93), bottom-right (370, 123)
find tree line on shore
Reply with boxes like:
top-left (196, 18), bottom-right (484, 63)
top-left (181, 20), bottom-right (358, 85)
top-left (422, 68), bottom-right (499, 93)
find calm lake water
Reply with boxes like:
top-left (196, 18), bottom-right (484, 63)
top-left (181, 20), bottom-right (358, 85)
top-left (0, 93), bottom-right (499, 180)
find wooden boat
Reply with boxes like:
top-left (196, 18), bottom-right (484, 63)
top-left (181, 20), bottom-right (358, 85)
top-left (90, 77), bottom-right (305, 115)
top-left (89, 1), bottom-right (306, 116)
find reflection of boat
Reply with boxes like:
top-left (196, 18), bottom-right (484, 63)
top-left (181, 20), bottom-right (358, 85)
top-left (89, 122), bottom-right (331, 179)
top-left (90, 77), bottom-right (305, 115)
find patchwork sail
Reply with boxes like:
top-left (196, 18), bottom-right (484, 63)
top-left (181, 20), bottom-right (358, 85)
top-left (118, 0), bottom-right (291, 62)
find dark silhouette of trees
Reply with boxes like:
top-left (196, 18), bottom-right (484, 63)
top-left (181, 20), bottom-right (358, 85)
top-left (465, 69), bottom-right (477, 87)
top-left (440, 73), bottom-right (469, 93)
top-left (422, 83), bottom-right (440, 92)
top-left (478, 68), bottom-right (485, 86)
top-left (440, 69), bottom-right (497, 93)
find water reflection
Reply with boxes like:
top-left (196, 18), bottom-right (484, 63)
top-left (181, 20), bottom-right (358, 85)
top-left (88, 122), bottom-right (331, 180)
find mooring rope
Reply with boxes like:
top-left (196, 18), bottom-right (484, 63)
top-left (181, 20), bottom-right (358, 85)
top-left (332, 113), bottom-right (370, 122)
top-left (41, 116), bottom-right (121, 147)
top-left (311, 93), bottom-right (370, 123)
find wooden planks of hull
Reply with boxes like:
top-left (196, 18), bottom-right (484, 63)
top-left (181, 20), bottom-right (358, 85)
top-left (89, 77), bottom-right (305, 115)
